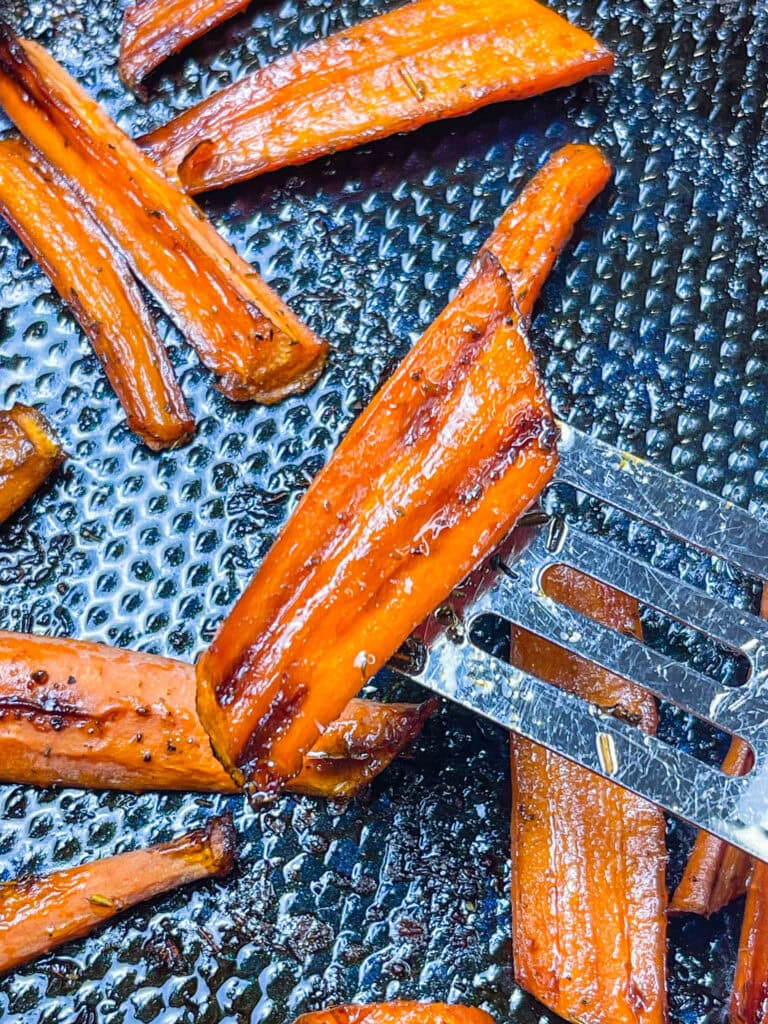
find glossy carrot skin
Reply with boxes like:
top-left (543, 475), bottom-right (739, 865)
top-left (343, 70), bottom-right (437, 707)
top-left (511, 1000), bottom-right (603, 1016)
top-left (731, 860), bottom-right (768, 1024)
top-left (0, 24), bottom-right (327, 403)
top-left (120, 0), bottom-right (251, 91)
top-left (0, 404), bottom-right (64, 524)
top-left (0, 813), bottom-right (235, 974)
top-left (0, 138), bottom-right (193, 450)
top-left (294, 1004), bottom-right (495, 1024)
top-left (197, 251), bottom-right (557, 794)
top-left (510, 565), bottom-right (668, 1024)
top-left (141, 0), bottom-right (613, 193)
top-left (670, 736), bottom-right (752, 916)
top-left (0, 631), bottom-right (431, 797)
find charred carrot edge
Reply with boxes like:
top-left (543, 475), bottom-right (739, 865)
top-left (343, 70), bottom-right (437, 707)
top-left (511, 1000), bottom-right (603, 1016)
top-left (669, 736), bottom-right (753, 916)
top-left (0, 812), bottom-right (235, 974)
top-left (194, 143), bottom-right (605, 795)
top-left (0, 138), bottom-right (193, 450)
top-left (140, 0), bottom-right (613, 193)
top-left (730, 859), bottom-right (768, 1024)
top-left (0, 404), bottom-right (64, 524)
top-left (0, 23), bottom-right (327, 403)
top-left (197, 249), bottom-right (557, 795)
top-left (0, 630), bottom-right (432, 797)
top-left (120, 0), bottom-right (251, 91)
top-left (510, 565), bottom-right (668, 1024)
top-left (293, 1003), bottom-right (496, 1024)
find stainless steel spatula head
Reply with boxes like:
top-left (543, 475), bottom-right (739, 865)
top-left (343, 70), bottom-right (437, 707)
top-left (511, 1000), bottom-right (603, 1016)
top-left (395, 422), bottom-right (768, 859)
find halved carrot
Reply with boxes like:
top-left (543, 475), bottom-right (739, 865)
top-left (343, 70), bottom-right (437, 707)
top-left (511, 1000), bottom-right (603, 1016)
top-left (194, 143), bottom-right (607, 796)
top-left (510, 565), bottom-right (668, 1024)
top-left (0, 138), bottom-right (193, 450)
top-left (0, 23), bottom-right (327, 402)
top-left (670, 736), bottom-right (752, 916)
top-left (730, 860), bottom-right (768, 1024)
top-left (140, 0), bottom-right (613, 193)
top-left (0, 404), bottom-right (64, 524)
top-left (0, 630), bottom-right (432, 797)
top-left (0, 813), bottom-right (235, 974)
top-left (293, 1004), bottom-right (495, 1024)
top-left (120, 0), bottom-right (251, 92)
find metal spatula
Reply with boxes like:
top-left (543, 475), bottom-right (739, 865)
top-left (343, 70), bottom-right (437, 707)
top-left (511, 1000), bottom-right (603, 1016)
top-left (395, 422), bottom-right (768, 860)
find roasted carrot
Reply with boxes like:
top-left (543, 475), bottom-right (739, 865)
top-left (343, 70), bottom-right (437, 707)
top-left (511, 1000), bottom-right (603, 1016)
top-left (140, 0), bottom-right (613, 194)
top-left (670, 736), bottom-right (752, 916)
top-left (510, 565), bottom-right (668, 1024)
top-left (0, 24), bottom-right (327, 403)
top-left (194, 144), bottom-right (608, 795)
top-left (120, 0), bottom-right (251, 91)
top-left (0, 813), bottom-right (235, 974)
top-left (730, 859), bottom-right (768, 1024)
top-left (0, 404), bottom-right (64, 524)
top-left (0, 138), bottom-right (193, 450)
top-left (0, 630), bottom-right (432, 797)
top-left (293, 1004), bottom-right (495, 1024)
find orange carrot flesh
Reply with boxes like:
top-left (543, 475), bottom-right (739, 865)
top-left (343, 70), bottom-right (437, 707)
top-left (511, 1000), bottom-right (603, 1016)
top-left (0, 404), bottom-right (64, 524)
top-left (0, 24), bottom-right (327, 403)
top-left (140, 0), bottom-right (613, 193)
top-left (510, 565), bottom-right (668, 1024)
top-left (0, 813), bottom-right (235, 974)
top-left (0, 631), bottom-right (431, 797)
top-left (194, 143), bottom-right (608, 796)
top-left (293, 1004), bottom-right (495, 1024)
top-left (120, 0), bottom-right (251, 91)
top-left (670, 736), bottom-right (753, 916)
top-left (731, 860), bottom-right (768, 1024)
top-left (196, 250), bottom-right (557, 794)
top-left (0, 138), bottom-right (193, 450)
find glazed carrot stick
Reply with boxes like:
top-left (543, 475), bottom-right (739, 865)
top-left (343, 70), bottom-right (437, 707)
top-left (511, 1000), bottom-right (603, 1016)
top-left (0, 24), bottom-right (327, 403)
top-left (0, 813), bottom-right (235, 974)
top-left (293, 1004), bottom-right (495, 1024)
top-left (0, 631), bottom-right (432, 797)
top-left (670, 736), bottom-right (752, 916)
top-left (0, 138), bottom-right (193, 450)
top-left (0, 404), bottom-right (64, 524)
top-left (730, 859), bottom-right (768, 1024)
top-left (510, 565), bottom-right (668, 1024)
top-left (193, 144), bottom-right (608, 796)
top-left (140, 0), bottom-right (613, 193)
top-left (120, 0), bottom-right (251, 91)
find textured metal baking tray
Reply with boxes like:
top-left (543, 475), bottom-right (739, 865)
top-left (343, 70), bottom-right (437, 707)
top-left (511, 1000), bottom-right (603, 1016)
top-left (0, 0), bottom-right (766, 1020)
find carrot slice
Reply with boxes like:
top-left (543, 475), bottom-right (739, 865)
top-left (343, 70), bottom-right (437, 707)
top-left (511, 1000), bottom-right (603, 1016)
top-left (731, 859), bottom-right (768, 1024)
top-left (0, 138), bottom-right (193, 450)
top-left (0, 630), bottom-right (432, 797)
top-left (194, 143), bottom-right (608, 795)
top-left (0, 813), bottom-right (235, 974)
top-left (140, 0), bottom-right (613, 193)
top-left (120, 0), bottom-right (251, 92)
top-left (293, 1004), bottom-right (495, 1024)
top-left (0, 404), bottom-right (64, 524)
top-left (0, 23), bottom-right (327, 402)
top-left (510, 567), bottom-right (668, 1024)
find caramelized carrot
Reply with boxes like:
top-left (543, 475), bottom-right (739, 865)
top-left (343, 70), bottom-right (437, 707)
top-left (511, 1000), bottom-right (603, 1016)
top-left (140, 0), bottom-right (613, 194)
top-left (731, 860), bottom-right (768, 1024)
top-left (0, 138), bottom-right (193, 450)
top-left (0, 24), bottom-right (327, 403)
top-left (120, 0), bottom-right (251, 91)
top-left (670, 736), bottom-right (752, 916)
top-left (510, 565), bottom-right (668, 1024)
top-left (0, 404), bottom-right (64, 524)
top-left (0, 813), bottom-right (235, 974)
top-left (194, 144), bottom-right (608, 796)
top-left (293, 1004), bottom-right (495, 1024)
top-left (0, 631), bottom-right (431, 797)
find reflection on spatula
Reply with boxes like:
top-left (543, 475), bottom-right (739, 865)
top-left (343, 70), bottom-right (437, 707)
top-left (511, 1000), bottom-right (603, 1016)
top-left (394, 421), bottom-right (768, 860)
